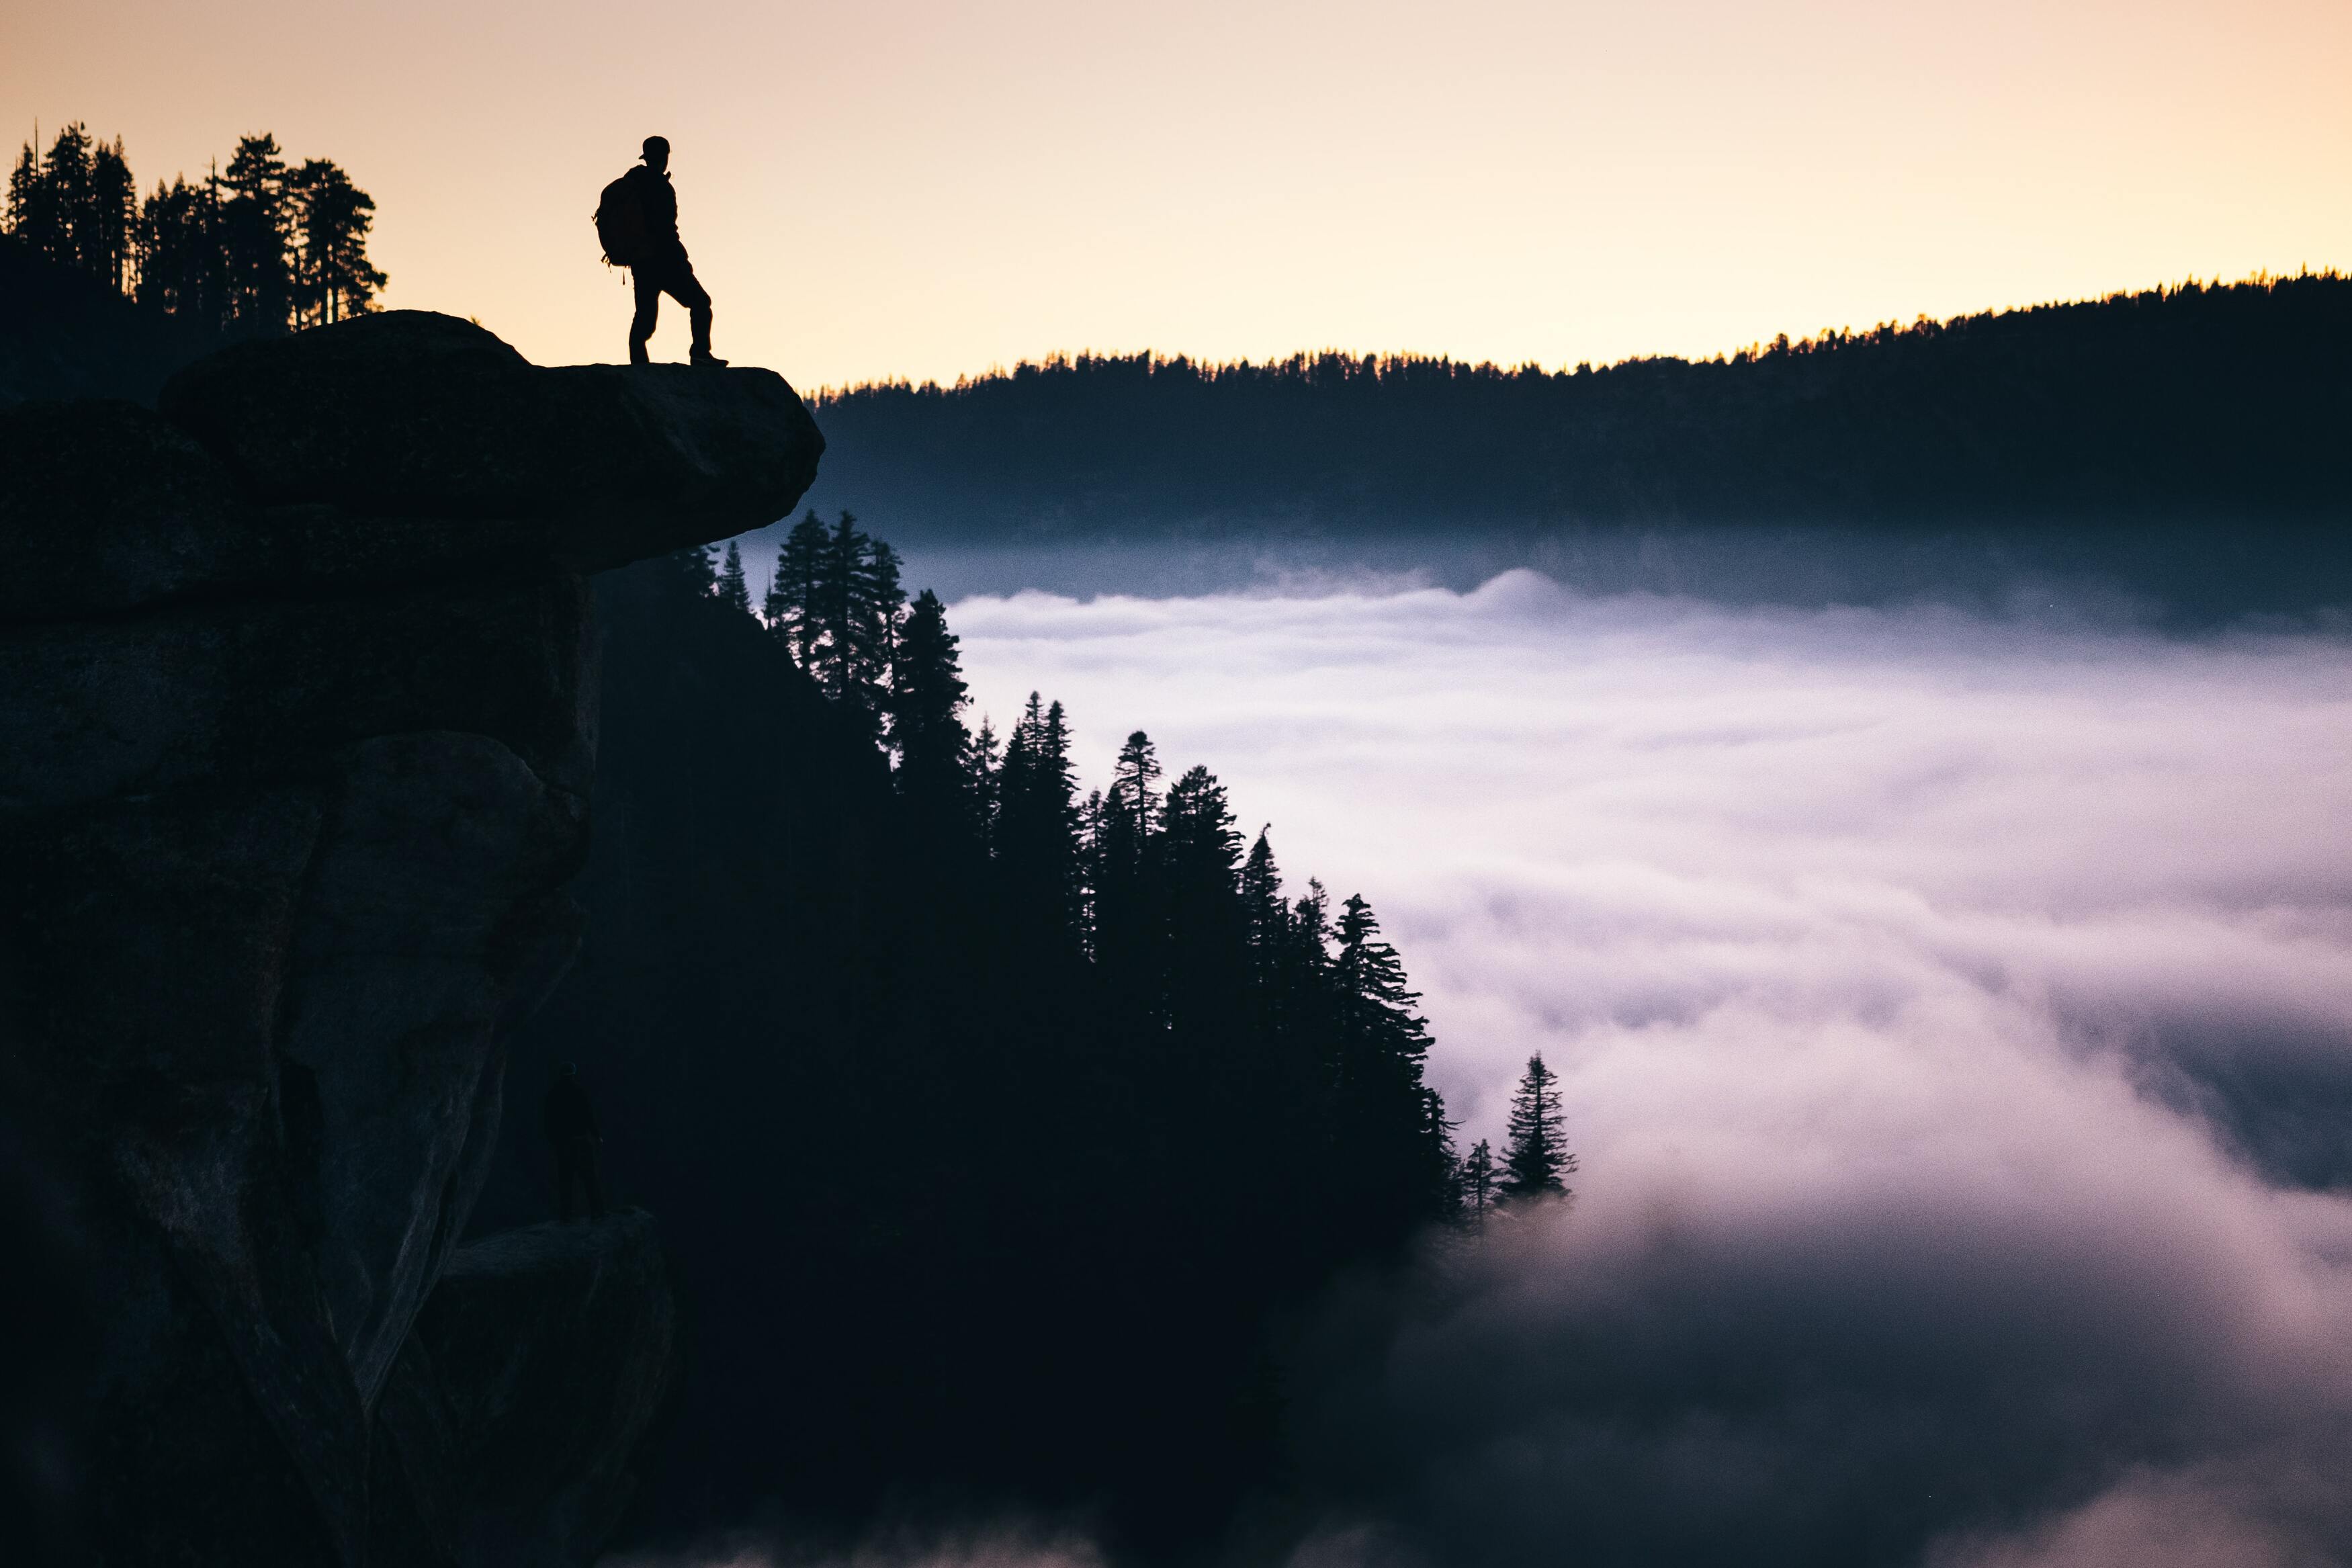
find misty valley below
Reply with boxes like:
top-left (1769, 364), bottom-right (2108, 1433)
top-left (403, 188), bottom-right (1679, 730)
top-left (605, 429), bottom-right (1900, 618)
top-left (604, 519), bottom-right (2352, 1567)
top-left (863, 517), bottom-right (2352, 628)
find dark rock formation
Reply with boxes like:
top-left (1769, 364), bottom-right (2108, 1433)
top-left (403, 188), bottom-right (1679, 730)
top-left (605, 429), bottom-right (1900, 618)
top-left (2, 312), bottom-right (820, 627)
top-left (161, 312), bottom-right (824, 578)
top-left (0, 1092), bottom-right (94, 1568)
top-left (372, 1213), bottom-right (681, 1567)
top-left (0, 312), bottom-right (820, 1565)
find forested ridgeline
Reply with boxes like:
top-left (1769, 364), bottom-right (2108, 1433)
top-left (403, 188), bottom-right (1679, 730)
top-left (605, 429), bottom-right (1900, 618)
top-left (469, 518), bottom-right (1545, 1558)
top-left (1, 124), bottom-right (388, 404)
top-left (807, 273), bottom-right (2352, 533)
top-left (7, 122), bottom-right (386, 331)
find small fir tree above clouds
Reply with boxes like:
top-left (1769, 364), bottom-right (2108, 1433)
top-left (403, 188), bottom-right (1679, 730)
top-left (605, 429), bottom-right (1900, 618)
top-left (1500, 1052), bottom-right (1576, 1201)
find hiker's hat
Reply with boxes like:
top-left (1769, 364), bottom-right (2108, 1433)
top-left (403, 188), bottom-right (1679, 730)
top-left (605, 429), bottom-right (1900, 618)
top-left (642, 135), bottom-right (670, 160)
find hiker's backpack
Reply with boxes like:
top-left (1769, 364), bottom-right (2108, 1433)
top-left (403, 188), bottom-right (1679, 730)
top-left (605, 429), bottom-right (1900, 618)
top-left (595, 172), bottom-right (650, 267)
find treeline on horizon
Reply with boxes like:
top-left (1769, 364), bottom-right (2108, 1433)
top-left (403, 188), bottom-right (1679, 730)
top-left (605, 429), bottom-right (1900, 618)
top-left (808, 271), bottom-right (2352, 530)
top-left (5, 121), bottom-right (386, 335)
top-left (472, 521), bottom-right (1575, 1558)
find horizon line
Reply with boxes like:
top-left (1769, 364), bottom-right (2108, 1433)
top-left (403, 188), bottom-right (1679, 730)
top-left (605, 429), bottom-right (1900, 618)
top-left (806, 265), bottom-right (2346, 403)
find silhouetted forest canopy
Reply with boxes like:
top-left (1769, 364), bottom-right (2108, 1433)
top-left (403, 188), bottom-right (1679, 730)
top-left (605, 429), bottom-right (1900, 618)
top-left (6, 122), bottom-right (385, 335)
top-left (474, 521), bottom-right (1491, 1557)
top-left (808, 272), bottom-right (2351, 531)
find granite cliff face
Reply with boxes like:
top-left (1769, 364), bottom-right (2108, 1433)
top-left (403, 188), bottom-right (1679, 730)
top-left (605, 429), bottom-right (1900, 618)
top-left (0, 312), bottom-right (822, 1565)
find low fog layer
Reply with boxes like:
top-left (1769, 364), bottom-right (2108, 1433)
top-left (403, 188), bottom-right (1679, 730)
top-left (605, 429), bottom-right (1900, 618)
top-left (759, 520), bottom-right (2352, 623)
top-left (931, 571), bottom-right (2352, 1567)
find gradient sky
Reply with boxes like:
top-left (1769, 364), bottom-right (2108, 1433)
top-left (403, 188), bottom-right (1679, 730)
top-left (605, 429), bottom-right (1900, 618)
top-left (10, 0), bottom-right (2349, 388)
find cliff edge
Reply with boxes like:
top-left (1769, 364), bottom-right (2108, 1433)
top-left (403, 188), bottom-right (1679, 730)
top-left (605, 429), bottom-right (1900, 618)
top-left (0, 312), bottom-right (820, 1565)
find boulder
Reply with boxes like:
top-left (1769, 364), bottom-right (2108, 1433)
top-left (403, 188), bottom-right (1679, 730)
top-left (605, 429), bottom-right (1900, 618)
top-left (0, 311), bottom-right (816, 1564)
top-left (1, 312), bottom-right (824, 625)
top-left (160, 311), bottom-right (825, 568)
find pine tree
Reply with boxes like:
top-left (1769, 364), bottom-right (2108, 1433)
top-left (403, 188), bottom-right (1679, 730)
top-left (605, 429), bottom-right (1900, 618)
top-left (1461, 1138), bottom-right (1498, 1217)
top-left (220, 133), bottom-right (292, 333)
top-left (1041, 701), bottom-right (1076, 795)
top-left (996, 693), bottom-right (1039, 789)
top-left (1108, 731), bottom-right (1162, 835)
top-left (818, 511), bottom-right (863, 700)
top-left (89, 136), bottom-right (136, 293)
top-left (718, 539), bottom-right (751, 614)
top-left (5, 138), bottom-right (49, 257)
top-left (793, 511), bottom-right (906, 727)
top-left (1161, 767), bottom-right (1246, 1002)
top-left (1499, 1053), bottom-right (1575, 1201)
top-left (994, 693), bottom-right (1082, 941)
top-left (1239, 830), bottom-right (1289, 974)
top-left (1073, 785), bottom-right (1106, 950)
top-left (1090, 731), bottom-right (1164, 986)
top-left (39, 124), bottom-right (94, 272)
top-left (1160, 767), bottom-right (1247, 1009)
top-left (8, 127), bottom-right (77, 269)
top-left (1334, 894), bottom-right (1432, 1078)
top-left (891, 589), bottom-right (971, 808)
top-left (136, 174), bottom-right (226, 322)
top-left (765, 510), bottom-right (827, 663)
top-left (287, 157), bottom-right (385, 324)
top-left (1162, 767), bottom-right (1240, 879)
top-left (1241, 830), bottom-right (1330, 1058)
top-left (1426, 1088), bottom-right (1461, 1213)
top-left (853, 533), bottom-right (907, 695)
top-left (1291, 878), bottom-right (1332, 973)
top-left (967, 717), bottom-right (1002, 842)
top-left (1323, 894), bottom-right (1456, 1229)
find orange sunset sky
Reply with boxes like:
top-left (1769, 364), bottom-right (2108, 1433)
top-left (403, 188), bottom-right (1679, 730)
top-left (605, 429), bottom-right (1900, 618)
top-left (7, 0), bottom-right (2349, 390)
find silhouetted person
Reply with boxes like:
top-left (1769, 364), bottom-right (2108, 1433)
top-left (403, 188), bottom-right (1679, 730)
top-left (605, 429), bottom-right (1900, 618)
top-left (543, 1061), bottom-right (606, 1222)
top-left (623, 135), bottom-right (725, 368)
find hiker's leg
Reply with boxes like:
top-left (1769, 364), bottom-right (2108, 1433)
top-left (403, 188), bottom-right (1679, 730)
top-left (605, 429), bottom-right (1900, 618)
top-left (555, 1149), bottom-right (577, 1221)
top-left (629, 267), bottom-right (660, 364)
top-left (668, 265), bottom-right (713, 357)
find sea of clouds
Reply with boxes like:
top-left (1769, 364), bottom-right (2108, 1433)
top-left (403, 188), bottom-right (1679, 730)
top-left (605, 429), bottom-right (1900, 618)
top-left (922, 569), bottom-right (2352, 1568)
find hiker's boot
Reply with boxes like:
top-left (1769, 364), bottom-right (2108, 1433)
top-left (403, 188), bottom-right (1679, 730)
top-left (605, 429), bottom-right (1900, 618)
top-left (691, 347), bottom-right (728, 368)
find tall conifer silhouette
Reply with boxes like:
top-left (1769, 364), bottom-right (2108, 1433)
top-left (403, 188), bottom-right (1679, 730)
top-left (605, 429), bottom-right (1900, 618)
top-left (288, 157), bottom-right (386, 323)
top-left (1499, 1053), bottom-right (1575, 1200)
top-left (717, 540), bottom-right (751, 613)
top-left (765, 510), bottom-right (827, 664)
top-left (891, 589), bottom-right (971, 812)
top-left (1462, 1138), bottom-right (1499, 1216)
top-left (220, 134), bottom-right (292, 333)
top-left (996, 694), bottom-right (1081, 942)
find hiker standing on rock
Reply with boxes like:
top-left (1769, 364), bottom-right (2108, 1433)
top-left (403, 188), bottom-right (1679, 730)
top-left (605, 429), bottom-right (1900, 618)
top-left (598, 134), bottom-right (726, 367)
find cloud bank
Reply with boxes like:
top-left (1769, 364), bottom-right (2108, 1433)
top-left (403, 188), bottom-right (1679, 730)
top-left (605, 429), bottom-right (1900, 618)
top-left (938, 571), bottom-right (2352, 1567)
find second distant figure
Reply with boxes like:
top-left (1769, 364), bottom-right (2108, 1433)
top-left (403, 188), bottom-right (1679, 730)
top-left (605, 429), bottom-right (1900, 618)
top-left (619, 135), bottom-right (725, 368)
